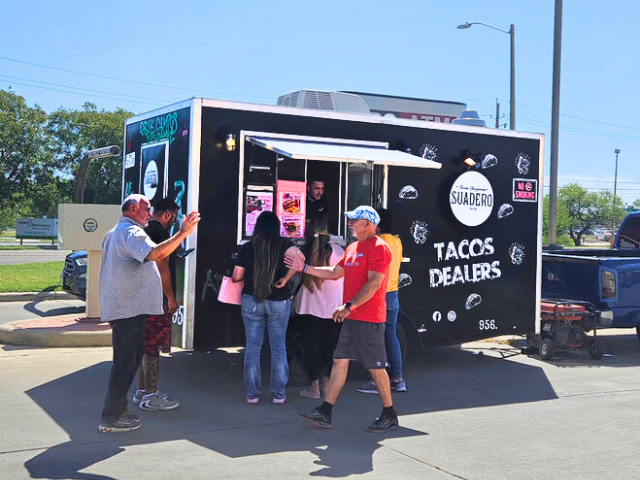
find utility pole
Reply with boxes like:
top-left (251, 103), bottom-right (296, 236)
top-left (509, 24), bottom-right (516, 130)
top-left (495, 99), bottom-right (500, 129)
top-left (548, 0), bottom-right (563, 246)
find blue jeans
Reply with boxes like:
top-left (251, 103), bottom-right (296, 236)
top-left (241, 294), bottom-right (291, 399)
top-left (385, 291), bottom-right (403, 380)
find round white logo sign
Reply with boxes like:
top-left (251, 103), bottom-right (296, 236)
top-left (143, 160), bottom-right (159, 199)
top-left (449, 171), bottom-right (494, 227)
top-left (83, 218), bottom-right (98, 233)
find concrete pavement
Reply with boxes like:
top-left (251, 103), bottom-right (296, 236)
top-left (2, 333), bottom-right (640, 479)
top-left (0, 296), bottom-right (107, 347)
top-left (0, 298), bottom-right (85, 325)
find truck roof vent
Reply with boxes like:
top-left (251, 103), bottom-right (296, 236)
top-left (277, 90), bottom-right (370, 115)
top-left (277, 91), bottom-right (299, 107)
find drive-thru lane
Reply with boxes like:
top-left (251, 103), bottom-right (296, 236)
top-left (0, 249), bottom-right (71, 265)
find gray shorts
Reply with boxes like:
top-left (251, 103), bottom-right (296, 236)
top-left (333, 319), bottom-right (388, 370)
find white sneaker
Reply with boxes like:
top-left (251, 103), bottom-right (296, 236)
top-left (139, 390), bottom-right (179, 411)
top-left (133, 389), bottom-right (167, 405)
top-left (132, 389), bottom-right (146, 405)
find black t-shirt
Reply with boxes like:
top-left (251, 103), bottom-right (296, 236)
top-left (145, 219), bottom-right (176, 291)
top-left (236, 239), bottom-right (294, 301)
top-left (306, 195), bottom-right (329, 221)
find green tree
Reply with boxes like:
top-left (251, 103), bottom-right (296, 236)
top-left (542, 194), bottom-right (573, 246)
top-left (557, 183), bottom-right (625, 246)
top-left (0, 89), bottom-right (52, 231)
top-left (632, 198), bottom-right (640, 212)
top-left (47, 102), bottom-right (132, 204)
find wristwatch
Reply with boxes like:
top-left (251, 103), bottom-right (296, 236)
top-left (344, 302), bottom-right (353, 312)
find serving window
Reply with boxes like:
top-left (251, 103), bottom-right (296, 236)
top-left (236, 132), bottom-right (441, 244)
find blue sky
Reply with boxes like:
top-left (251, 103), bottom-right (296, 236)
top-left (2, 1), bottom-right (639, 202)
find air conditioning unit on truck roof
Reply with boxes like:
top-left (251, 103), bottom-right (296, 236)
top-left (278, 90), bottom-right (467, 123)
top-left (277, 90), bottom-right (371, 114)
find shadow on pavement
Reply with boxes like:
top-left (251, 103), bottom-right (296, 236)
top-left (23, 345), bottom-right (557, 479)
top-left (512, 330), bottom-right (640, 368)
top-left (23, 291), bottom-right (85, 318)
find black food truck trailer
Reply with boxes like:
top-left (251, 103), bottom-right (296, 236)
top-left (122, 97), bottom-right (543, 353)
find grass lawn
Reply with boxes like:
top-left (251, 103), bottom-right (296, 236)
top-left (0, 261), bottom-right (64, 293)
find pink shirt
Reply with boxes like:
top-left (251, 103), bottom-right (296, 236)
top-left (294, 243), bottom-right (345, 319)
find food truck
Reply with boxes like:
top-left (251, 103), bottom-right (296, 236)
top-left (122, 97), bottom-right (543, 351)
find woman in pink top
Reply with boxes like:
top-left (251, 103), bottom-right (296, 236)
top-left (294, 220), bottom-right (344, 399)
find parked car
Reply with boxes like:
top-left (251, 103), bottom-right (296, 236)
top-left (543, 212), bottom-right (640, 337)
top-left (61, 250), bottom-right (87, 300)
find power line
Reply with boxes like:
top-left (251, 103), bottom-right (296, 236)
top-left (0, 79), bottom-right (162, 107)
top-left (474, 97), bottom-right (640, 135)
top-left (542, 185), bottom-right (640, 191)
top-left (0, 55), bottom-right (276, 101)
top-left (506, 98), bottom-right (640, 132)
top-left (0, 74), bottom-right (170, 104)
top-left (518, 117), bottom-right (640, 141)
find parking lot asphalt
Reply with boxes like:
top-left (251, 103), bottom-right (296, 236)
top-left (2, 331), bottom-right (640, 479)
top-left (0, 249), bottom-right (71, 265)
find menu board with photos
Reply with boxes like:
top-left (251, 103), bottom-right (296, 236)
top-left (276, 180), bottom-right (307, 238)
top-left (245, 187), bottom-right (274, 237)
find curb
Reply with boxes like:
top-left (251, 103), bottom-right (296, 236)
top-left (0, 317), bottom-right (111, 348)
top-left (0, 291), bottom-right (78, 302)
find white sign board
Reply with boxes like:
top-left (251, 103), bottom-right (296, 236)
top-left (449, 171), bottom-right (494, 227)
top-left (57, 204), bottom-right (121, 250)
top-left (16, 218), bottom-right (58, 239)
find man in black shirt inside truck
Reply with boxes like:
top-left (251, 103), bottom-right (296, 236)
top-left (306, 178), bottom-right (329, 225)
top-left (133, 197), bottom-right (181, 411)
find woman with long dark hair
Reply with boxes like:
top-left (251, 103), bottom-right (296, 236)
top-left (294, 219), bottom-right (344, 399)
top-left (232, 211), bottom-right (301, 404)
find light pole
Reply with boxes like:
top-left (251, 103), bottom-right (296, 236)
top-left (613, 148), bottom-right (621, 232)
top-left (74, 145), bottom-right (121, 203)
top-left (457, 21), bottom-right (516, 130)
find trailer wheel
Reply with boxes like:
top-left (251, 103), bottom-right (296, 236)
top-left (539, 338), bottom-right (555, 361)
top-left (589, 338), bottom-right (604, 359)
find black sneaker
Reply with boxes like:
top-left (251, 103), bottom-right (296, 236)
top-left (298, 407), bottom-right (333, 429)
top-left (98, 413), bottom-right (142, 433)
top-left (366, 414), bottom-right (399, 433)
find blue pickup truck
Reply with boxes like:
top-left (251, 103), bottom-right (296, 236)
top-left (543, 212), bottom-right (640, 337)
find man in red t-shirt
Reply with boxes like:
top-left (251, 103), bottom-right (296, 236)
top-left (285, 205), bottom-right (398, 432)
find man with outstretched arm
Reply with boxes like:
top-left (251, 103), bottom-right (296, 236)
top-left (285, 205), bottom-right (398, 432)
top-left (98, 194), bottom-right (200, 434)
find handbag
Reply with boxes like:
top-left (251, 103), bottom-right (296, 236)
top-left (217, 276), bottom-right (244, 305)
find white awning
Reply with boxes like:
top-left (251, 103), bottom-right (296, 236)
top-left (247, 137), bottom-right (442, 169)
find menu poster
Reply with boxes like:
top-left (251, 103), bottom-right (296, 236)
top-left (277, 180), bottom-right (307, 238)
top-left (245, 188), bottom-right (273, 237)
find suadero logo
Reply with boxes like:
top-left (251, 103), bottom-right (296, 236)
top-left (449, 171), bottom-right (494, 227)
